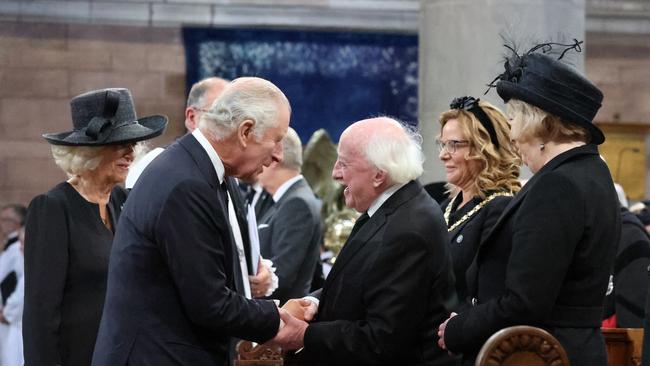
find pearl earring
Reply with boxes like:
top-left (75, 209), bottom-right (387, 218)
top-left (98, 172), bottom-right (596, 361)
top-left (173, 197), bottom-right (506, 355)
top-left (540, 143), bottom-right (545, 151)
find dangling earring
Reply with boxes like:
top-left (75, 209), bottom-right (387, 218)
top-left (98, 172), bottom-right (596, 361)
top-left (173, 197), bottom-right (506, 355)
top-left (540, 143), bottom-right (545, 151)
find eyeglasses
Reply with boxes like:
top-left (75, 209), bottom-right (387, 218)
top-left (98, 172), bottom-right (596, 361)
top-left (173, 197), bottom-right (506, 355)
top-left (436, 139), bottom-right (470, 155)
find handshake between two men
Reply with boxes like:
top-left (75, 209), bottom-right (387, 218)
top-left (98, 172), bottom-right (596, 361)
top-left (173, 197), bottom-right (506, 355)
top-left (265, 298), bottom-right (318, 351)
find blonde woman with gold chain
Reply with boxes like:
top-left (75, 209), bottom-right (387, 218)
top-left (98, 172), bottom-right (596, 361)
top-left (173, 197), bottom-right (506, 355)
top-left (436, 96), bottom-right (520, 305)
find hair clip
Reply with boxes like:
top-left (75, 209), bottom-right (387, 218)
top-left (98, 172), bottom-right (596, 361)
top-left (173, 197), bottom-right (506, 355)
top-left (450, 96), bottom-right (500, 149)
top-left (450, 96), bottom-right (480, 111)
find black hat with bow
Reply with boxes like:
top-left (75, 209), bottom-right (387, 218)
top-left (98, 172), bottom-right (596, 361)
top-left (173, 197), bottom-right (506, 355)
top-left (43, 88), bottom-right (168, 146)
top-left (492, 40), bottom-right (605, 145)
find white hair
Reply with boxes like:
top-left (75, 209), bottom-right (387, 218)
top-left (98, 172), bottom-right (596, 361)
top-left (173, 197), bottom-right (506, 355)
top-left (364, 119), bottom-right (424, 184)
top-left (280, 127), bottom-right (302, 171)
top-left (51, 142), bottom-right (147, 177)
top-left (199, 77), bottom-right (290, 141)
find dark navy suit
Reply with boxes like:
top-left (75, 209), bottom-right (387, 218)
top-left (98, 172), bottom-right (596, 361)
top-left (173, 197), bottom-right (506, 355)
top-left (92, 133), bottom-right (279, 366)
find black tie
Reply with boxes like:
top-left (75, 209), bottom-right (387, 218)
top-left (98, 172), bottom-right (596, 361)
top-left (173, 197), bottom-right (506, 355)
top-left (219, 181), bottom-right (229, 210)
top-left (348, 212), bottom-right (369, 240)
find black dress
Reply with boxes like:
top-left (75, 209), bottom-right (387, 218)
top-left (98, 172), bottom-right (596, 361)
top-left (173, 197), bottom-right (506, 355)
top-left (441, 192), bottom-right (512, 306)
top-left (23, 182), bottom-right (126, 366)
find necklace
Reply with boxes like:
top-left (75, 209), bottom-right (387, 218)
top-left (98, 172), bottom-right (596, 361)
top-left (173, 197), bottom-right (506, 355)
top-left (444, 192), bottom-right (513, 232)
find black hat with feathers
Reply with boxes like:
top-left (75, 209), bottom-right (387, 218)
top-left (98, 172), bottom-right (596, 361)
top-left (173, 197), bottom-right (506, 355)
top-left (489, 39), bottom-right (605, 145)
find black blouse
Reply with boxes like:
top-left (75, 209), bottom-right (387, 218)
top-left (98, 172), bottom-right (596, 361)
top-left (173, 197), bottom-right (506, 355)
top-left (23, 182), bottom-right (126, 366)
top-left (442, 192), bottom-right (512, 306)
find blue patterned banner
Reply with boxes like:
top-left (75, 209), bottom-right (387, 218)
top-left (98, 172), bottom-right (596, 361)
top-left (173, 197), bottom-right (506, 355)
top-left (183, 27), bottom-right (418, 143)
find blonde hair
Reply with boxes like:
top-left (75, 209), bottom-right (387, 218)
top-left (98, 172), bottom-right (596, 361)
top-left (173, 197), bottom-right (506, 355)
top-left (438, 100), bottom-right (521, 198)
top-left (51, 142), bottom-right (147, 177)
top-left (507, 99), bottom-right (589, 144)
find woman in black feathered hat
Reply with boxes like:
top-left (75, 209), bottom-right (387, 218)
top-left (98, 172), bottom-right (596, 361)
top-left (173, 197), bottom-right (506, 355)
top-left (23, 88), bottom-right (167, 366)
top-left (437, 41), bottom-right (620, 366)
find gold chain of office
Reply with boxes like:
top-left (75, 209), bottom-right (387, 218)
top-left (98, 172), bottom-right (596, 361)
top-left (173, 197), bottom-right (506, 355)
top-left (444, 192), bottom-right (513, 232)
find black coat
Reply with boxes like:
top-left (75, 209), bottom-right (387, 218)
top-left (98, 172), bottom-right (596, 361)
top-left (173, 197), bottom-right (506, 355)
top-left (23, 182), bottom-right (126, 366)
top-left (442, 194), bottom-right (512, 306)
top-left (603, 207), bottom-right (650, 327)
top-left (444, 144), bottom-right (620, 366)
top-left (298, 181), bottom-right (458, 366)
top-left (91, 134), bottom-right (279, 366)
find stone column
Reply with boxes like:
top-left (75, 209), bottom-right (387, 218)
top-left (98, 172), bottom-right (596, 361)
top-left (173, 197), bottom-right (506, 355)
top-left (418, 0), bottom-right (586, 184)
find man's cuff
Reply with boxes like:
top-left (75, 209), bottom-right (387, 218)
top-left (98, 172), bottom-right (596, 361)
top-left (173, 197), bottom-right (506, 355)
top-left (302, 296), bottom-right (319, 307)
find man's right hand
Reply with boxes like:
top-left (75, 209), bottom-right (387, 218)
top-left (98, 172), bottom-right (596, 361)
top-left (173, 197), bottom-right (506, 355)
top-left (267, 309), bottom-right (307, 350)
top-left (281, 298), bottom-right (317, 321)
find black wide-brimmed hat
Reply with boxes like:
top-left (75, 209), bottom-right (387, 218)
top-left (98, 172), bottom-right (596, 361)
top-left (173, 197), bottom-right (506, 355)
top-left (494, 41), bottom-right (605, 145)
top-left (43, 88), bottom-right (168, 146)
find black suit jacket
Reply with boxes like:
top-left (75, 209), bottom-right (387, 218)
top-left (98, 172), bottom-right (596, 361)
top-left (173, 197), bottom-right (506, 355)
top-left (258, 178), bottom-right (322, 304)
top-left (299, 181), bottom-right (457, 366)
top-left (445, 144), bottom-right (620, 366)
top-left (92, 134), bottom-right (280, 366)
top-left (442, 194), bottom-right (512, 306)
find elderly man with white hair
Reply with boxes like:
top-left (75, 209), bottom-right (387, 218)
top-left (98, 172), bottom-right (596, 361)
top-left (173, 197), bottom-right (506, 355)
top-left (272, 117), bottom-right (458, 366)
top-left (92, 77), bottom-right (291, 366)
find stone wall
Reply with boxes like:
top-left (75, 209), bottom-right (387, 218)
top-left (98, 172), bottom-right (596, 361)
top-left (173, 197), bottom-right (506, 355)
top-left (0, 0), bottom-right (649, 206)
top-left (0, 22), bottom-right (186, 206)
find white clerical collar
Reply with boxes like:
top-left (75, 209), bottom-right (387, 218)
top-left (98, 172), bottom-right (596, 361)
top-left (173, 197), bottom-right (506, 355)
top-left (272, 175), bottom-right (303, 202)
top-left (367, 183), bottom-right (405, 217)
top-left (192, 129), bottom-right (225, 184)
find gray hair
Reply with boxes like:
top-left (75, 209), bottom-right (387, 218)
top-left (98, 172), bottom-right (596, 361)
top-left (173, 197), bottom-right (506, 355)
top-left (186, 77), bottom-right (230, 109)
top-left (199, 77), bottom-right (290, 141)
top-left (280, 127), bottom-right (303, 171)
top-left (51, 142), bottom-right (147, 177)
top-left (364, 119), bottom-right (424, 184)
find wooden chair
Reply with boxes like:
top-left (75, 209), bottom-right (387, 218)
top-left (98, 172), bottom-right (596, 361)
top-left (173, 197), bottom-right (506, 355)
top-left (234, 340), bottom-right (283, 366)
top-left (475, 325), bottom-right (570, 366)
top-left (602, 327), bottom-right (644, 366)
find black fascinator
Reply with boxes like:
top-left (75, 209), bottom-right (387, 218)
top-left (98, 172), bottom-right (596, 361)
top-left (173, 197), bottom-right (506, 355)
top-left (487, 39), bottom-right (605, 145)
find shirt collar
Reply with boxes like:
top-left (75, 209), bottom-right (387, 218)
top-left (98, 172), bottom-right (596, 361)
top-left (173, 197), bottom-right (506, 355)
top-left (192, 129), bottom-right (225, 184)
top-left (367, 183), bottom-right (405, 217)
top-left (272, 175), bottom-right (303, 202)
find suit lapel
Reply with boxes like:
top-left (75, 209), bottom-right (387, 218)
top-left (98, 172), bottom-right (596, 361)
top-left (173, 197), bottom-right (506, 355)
top-left (324, 213), bottom-right (386, 286)
top-left (177, 135), bottom-right (246, 293)
top-left (323, 181), bottom-right (421, 288)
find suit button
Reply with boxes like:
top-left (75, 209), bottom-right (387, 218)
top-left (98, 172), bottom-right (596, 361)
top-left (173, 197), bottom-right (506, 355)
top-left (471, 297), bottom-right (478, 306)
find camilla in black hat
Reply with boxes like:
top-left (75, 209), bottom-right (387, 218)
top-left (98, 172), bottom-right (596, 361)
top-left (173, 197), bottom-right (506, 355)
top-left (23, 88), bottom-right (167, 366)
top-left (438, 41), bottom-right (620, 366)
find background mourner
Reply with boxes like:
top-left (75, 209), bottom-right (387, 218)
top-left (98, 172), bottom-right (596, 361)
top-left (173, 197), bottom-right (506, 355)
top-left (0, 204), bottom-right (26, 365)
top-left (256, 127), bottom-right (323, 304)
